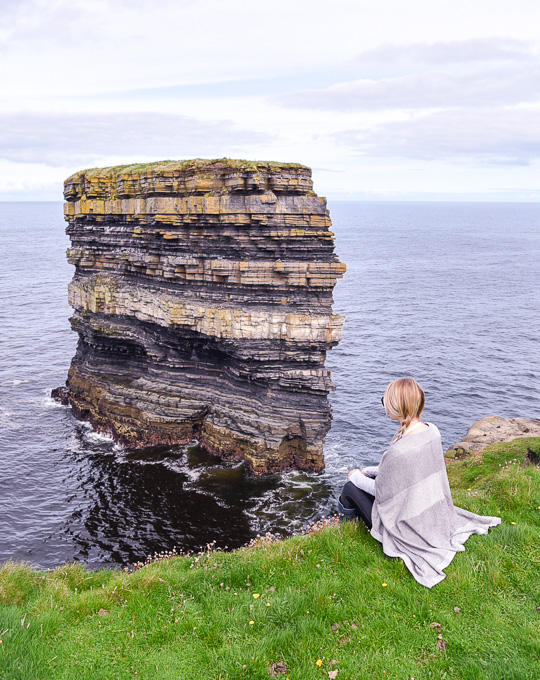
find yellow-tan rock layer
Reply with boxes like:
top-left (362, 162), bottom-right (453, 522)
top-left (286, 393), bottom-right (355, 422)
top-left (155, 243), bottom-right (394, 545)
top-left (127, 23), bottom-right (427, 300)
top-left (68, 276), bottom-right (344, 343)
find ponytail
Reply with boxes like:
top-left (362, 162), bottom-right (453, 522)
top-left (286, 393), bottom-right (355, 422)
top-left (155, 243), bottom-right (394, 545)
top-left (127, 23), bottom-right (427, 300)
top-left (383, 378), bottom-right (425, 444)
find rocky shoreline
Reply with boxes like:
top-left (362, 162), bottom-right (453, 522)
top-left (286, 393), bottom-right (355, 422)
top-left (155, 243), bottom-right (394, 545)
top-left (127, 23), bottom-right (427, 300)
top-left (446, 416), bottom-right (540, 457)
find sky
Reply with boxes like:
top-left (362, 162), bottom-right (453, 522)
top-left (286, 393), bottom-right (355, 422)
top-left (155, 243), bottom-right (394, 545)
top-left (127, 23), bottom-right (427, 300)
top-left (1, 0), bottom-right (539, 201)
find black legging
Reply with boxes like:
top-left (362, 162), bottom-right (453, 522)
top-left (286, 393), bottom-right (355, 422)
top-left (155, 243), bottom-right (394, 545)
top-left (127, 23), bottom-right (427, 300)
top-left (339, 481), bottom-right (375, 529)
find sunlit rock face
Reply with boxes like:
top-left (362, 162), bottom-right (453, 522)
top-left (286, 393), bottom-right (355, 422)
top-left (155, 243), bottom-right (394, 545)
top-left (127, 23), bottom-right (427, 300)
top-left (55, 159), bottom-right (345, 474)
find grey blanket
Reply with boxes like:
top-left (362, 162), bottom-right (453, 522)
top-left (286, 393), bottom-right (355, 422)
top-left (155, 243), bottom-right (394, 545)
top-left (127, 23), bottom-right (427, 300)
top-left (370, 423), bottom-right (501, 588)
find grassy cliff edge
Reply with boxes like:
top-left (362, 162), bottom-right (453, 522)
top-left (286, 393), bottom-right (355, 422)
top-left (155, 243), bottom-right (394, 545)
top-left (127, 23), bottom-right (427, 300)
top-left (1, 438), bottom-right (539, 679)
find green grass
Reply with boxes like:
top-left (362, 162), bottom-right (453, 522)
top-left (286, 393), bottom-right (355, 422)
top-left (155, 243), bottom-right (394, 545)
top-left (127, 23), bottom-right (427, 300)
top-left (66, 159), bottom-right (310, 182)
top-left (1, 438), bottom-right (539, 679)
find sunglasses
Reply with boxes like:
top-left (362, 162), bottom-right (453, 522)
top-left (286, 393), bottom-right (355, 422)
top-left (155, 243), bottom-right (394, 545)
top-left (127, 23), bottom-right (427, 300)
top-left (381, 396), bottom-right (385, 407)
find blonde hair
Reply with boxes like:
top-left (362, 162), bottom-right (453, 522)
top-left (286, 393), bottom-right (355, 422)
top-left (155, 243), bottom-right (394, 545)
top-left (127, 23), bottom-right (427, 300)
top-left (383, 377), bottom-right (425, 443)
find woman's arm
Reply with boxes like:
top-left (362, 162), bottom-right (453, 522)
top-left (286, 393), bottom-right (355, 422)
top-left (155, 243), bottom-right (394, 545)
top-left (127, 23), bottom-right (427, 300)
top-left (348, 469), bottom-right (376, 495)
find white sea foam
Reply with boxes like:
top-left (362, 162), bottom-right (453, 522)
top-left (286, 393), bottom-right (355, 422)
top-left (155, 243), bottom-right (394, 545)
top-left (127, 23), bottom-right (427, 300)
top-left (73, 419), bottom-right (115, 444)
top-left (42, 396), bottom-right (69, 409)
top-left (0, 406), bottom-right (13, 425)
top-left (85, 430), bottom-right (115, 443)
top-left (180, 465), bottom-right (203, 483)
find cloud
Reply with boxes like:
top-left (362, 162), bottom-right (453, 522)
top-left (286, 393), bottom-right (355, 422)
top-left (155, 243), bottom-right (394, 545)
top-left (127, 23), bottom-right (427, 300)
top-left (353, 38), bottom-right (536, 65)
top-left (0, 112), bottom-right (272, 166)
top-left (331, 108), bottom-right (540, 165)
top-left (276, 64), bottom-right (540, 111)
top-left (0, 0), bottom-right (103, 48)
top-left (0, 0), bottom-right (373, 94)
top-left (274, 38), bottom-right (540, 112)
top-left (0, 0), bottom-right (193, 48)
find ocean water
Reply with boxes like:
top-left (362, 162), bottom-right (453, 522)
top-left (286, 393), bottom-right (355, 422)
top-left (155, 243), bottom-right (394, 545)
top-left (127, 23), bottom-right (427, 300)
top-left (1, 200), bottom-right (539, 569)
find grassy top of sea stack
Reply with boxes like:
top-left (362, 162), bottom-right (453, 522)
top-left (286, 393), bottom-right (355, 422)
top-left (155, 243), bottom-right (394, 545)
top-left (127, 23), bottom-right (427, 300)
top-left (66, 158), bottom-right (312, 183)
top-left (1, 437), bottom-right (539, 679)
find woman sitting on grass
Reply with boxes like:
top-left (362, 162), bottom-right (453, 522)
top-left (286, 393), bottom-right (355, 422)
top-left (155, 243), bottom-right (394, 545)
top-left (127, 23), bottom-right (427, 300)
top-left (338, 377), bottom-right (501, 588)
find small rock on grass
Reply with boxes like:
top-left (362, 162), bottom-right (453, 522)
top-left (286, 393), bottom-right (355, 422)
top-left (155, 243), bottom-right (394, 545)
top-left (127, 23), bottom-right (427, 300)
top-left (97, 609), bottom-right (109, 616)
top-left (268, 661), bottom-right (289, 676)
top-left (328, 671), bottom-right (339, 679)
top-left (436, 635), bottom-right (449, 652)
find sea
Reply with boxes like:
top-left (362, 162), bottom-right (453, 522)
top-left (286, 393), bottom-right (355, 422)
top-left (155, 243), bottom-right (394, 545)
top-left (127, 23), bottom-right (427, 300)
top-left (1, 201), bottom-right (539, 569)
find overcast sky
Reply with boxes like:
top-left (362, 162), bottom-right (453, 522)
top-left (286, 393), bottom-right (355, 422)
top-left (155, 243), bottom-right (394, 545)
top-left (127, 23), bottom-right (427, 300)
top-left (1, 0), bottom-right (539, 201)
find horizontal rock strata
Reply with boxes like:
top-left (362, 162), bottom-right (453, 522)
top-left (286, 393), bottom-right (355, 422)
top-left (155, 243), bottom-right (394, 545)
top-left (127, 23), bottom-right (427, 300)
top-left (56, 159), bottom-right (345, 474)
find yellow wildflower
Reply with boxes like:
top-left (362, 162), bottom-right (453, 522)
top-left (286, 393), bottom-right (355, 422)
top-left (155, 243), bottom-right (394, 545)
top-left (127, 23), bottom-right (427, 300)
top-left (316, 659), bottom-right (323, 667)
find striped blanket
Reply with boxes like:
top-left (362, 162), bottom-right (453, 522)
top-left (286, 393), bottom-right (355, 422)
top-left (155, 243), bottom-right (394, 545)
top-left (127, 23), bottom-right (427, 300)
top-left (370, 423), bottom-right (501, 588)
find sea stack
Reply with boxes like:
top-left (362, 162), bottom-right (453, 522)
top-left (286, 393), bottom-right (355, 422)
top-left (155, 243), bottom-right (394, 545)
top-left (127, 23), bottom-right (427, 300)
top-left (55, 159), bottom-right (345, 474)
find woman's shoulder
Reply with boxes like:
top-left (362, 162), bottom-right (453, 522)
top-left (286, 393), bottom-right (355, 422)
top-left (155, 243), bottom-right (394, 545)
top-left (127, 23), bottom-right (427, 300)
top-left (425, 422), bottom-right (441, 437)
top-left (390, 422), bottom-right (441, 451)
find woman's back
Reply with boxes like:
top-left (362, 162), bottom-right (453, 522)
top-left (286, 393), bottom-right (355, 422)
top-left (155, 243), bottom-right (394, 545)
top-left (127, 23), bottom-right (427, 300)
top-left (339, 378), bottom-right (501, 587)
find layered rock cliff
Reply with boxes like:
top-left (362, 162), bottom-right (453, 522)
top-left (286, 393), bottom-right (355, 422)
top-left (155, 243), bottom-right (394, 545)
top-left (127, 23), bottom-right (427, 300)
top-left (55, 159), bottom-right (345, 474)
